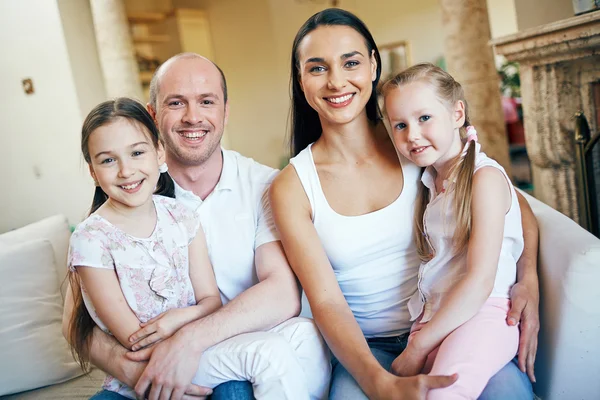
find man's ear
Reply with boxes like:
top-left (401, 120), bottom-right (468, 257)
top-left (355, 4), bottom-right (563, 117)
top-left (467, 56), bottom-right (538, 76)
top-left (224, 101), bottom-right (230, 127)
top-left (454, 100), bottom-right (466, 128)
top-left (146, 103), bottom-right (158, 125)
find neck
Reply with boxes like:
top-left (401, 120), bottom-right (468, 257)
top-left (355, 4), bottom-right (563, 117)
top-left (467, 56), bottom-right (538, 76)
top-left (432, 135), bottom-right (466, 187)
top-left (104, 196), bottom-right (155, 221)
top-left (317, 112), bottom-right (389, 163)
top-left (167, 148), bottom-right (223, 200)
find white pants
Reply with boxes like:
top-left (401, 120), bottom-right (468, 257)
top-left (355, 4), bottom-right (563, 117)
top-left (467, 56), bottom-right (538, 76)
top-left (192, 317), bottom-right (331, 400)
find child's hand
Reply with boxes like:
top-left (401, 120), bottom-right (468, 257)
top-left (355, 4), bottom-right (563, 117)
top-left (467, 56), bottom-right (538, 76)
top-left (391, 343), bottom-right (428, 377)
top-left (129, 308), bottom-right (192, 351)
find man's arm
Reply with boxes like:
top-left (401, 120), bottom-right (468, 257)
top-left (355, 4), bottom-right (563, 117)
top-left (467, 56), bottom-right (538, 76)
top-left (508, 191), bottom-right (540, 382)
top-left (130, 240), bottom-right (301, 399)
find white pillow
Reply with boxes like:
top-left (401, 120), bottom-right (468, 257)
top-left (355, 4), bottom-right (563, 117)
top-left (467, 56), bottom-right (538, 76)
top-left (0, 240), bottom-right (82, 396)
top-left (0, 215), bottom-right (71, 297)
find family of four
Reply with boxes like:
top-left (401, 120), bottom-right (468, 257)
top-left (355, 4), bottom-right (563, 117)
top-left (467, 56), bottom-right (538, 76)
top-left (62, 8), bottom-right (540, 400)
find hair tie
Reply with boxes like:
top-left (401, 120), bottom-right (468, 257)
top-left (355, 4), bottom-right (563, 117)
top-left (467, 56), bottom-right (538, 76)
top-left (158, 163), bottom-right (168, 173)
top-left (466, 126), bottom-right (478, 143)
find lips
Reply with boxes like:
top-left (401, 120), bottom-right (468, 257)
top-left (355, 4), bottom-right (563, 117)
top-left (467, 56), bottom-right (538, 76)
top-left (410, 146), bottom-right (430, 154)
top-left (178, 130), bottom-right (208, 140)
top-left (119, 179), bottom-right (144, 193)
top-left (324, 93), bottom-right (355, 107)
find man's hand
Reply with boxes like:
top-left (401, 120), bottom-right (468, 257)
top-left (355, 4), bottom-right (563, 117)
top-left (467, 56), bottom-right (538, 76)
top-left (132, 329), bottom-right (208, 400)
top-left (373, 371), bottom-right (458, 400)
top-left (507, 279), bottom-right (540, 383)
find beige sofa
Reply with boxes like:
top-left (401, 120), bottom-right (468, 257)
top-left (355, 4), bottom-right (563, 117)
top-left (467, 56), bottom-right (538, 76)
top-left (1, 192), bottom-right (598, 400)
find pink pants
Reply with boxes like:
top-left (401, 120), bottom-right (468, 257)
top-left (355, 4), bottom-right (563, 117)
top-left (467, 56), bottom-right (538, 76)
top-left (410, 298), bottom-right (519, 400)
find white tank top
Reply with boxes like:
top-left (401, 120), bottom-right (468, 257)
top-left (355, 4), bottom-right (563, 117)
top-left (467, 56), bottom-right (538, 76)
top-left (290, 143), bottom-right (422, 337)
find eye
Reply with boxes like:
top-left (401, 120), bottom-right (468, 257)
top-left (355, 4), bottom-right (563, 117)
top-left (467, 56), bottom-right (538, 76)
top-left (309, 65), bottom-right (326, 73)
top-left (201, 100), bottom-right (214, 105)
top-left (419, 115), bottom-right (431, 122)
top-left (101, 158), bottom-right (114, 164)
top-left (168, 100), bottom-right (183, 107)
top-left (394, 122), bottom-right (407, 130)
top-left (344, 60), bottom-right (360, 68)
top-left (132, 151), bottom-right (144, 157)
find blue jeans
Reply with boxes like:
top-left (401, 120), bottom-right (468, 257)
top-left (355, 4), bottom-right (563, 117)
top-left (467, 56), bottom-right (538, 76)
top-left (89, 381), bottom-right (254, 400)
top-left (330, 335), bottom-right (533, 399)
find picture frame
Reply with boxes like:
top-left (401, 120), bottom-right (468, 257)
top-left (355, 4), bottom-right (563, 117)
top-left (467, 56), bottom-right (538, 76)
top-left (379, 41), bottom-right (412, 81)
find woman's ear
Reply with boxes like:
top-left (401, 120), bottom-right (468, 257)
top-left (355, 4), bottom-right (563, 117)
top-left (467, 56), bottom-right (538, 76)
top-left (371, 49), bottom-right (377, 82)
top-left (454, 100), bottom-right (466, 128)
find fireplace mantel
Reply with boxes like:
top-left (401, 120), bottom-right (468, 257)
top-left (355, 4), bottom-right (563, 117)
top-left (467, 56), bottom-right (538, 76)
top-left (492, 11), bottom-right (600, 226)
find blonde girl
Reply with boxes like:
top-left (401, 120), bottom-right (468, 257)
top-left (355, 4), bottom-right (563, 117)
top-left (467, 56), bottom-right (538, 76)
top-left (382, 63), bottom-right (523, 399)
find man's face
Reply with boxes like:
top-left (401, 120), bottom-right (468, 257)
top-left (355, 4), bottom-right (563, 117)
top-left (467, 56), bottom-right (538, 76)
top-left (149, 58), bottom-right (228, 167)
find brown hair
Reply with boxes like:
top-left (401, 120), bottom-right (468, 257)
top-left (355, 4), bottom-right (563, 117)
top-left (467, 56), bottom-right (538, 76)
top-left (69, 98), bottom-right (176, 371)
top-left (381, 63), bottom-right (476, 261)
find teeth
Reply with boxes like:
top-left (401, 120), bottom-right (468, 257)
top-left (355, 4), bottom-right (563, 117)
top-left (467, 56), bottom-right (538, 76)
top-left (121, 181), bottom-right (141, 190)
top-left (327, 94), bottom-right (353, 104)
top-left (413, 147), bottom-right (427, 154)
top-left (181, 131), bottom-right (207, 139)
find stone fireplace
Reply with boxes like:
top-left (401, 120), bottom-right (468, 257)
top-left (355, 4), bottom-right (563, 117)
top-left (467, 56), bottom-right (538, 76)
top-left (492, 11), bottom-right (600, 236)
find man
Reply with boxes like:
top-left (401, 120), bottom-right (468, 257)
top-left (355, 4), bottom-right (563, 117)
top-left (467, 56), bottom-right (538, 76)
top-left (63, 53), bottom-right (331, 400)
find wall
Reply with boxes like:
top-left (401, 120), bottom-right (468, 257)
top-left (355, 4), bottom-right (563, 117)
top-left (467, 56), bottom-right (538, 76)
top-left (515, 0), bottom-right (574, 30)
top-left (198, 0), bottom-right (519, 168)
top-left (0, 0), bottom-right (101, 232)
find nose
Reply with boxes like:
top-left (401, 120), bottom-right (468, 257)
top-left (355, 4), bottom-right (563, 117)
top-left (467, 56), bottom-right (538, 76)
top-left (182, 103), bottom-right (204, 125)
top-left (406, 124), bottom-right (421, 143)
top-left (118, 159), bottom-right (135, 179)
top-left (327, 66), bottom-right (347, 91)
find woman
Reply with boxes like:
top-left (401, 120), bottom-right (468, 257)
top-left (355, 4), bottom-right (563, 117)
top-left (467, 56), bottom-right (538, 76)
top-left (270, 8), bottom-right (539, 400)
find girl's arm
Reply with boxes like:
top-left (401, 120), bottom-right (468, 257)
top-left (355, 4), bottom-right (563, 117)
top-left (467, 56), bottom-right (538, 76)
top-left (410, 166), bottom-right (512, 355)
top-left (76, 266), bottom-right (145, 351)
top-left (270, 166), bottom-right (455, 399)
top-left (128, 226), bottom-right (222, 350)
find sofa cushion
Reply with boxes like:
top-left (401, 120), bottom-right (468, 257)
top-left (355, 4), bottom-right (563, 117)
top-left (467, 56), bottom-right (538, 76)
top-left (521, 192), bottom-right (600, 400)
top-left (0, 215), bottom-right (71, 297)
top-left (0, 240), bottom-right (82, 396)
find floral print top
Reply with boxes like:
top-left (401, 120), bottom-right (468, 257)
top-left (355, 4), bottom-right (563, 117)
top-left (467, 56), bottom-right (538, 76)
top-left (68, 195), bottom-right (201, 398)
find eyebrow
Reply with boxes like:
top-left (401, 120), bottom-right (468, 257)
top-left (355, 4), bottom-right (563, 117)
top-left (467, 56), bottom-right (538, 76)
top-left (163, 93), bottom-right (220, 104)
top-left (93, 141), bottom-right (149, 159)
top-left (305, 51), bottom-right (364, 64)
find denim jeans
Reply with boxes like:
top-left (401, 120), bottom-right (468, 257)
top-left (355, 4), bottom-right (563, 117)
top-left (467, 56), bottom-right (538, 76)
top-left (329, 334), bottom-right (533, 399)
top-left (89, 381), bottom-right (254, 400)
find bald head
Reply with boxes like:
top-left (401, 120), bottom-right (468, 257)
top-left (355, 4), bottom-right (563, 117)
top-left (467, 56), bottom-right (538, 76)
top-left (148, 53), bottom-right (228, 111)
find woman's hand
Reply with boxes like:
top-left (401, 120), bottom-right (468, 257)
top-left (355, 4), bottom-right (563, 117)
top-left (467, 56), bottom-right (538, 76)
top-left (373, 370), bottom-right (458, 400)
top-left (129, 308), bottom-right (192, 351)
top-left (391, 343), bottom-right (428, 377)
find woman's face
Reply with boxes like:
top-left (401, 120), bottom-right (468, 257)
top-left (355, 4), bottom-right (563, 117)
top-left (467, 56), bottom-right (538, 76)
top-left (297, 25), bottom-right (377, 127)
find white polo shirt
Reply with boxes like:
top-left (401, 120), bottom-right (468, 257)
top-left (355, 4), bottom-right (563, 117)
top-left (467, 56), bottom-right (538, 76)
top-left (173, 149), bottom-right (280, 304)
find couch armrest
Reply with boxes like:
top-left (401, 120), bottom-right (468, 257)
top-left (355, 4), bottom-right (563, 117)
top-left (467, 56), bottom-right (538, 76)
top-left (520, 191), bottom-right (600, 400)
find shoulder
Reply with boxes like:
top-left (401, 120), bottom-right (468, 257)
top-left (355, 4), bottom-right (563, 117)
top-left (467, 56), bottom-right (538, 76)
top-left (471, 166), bottom-right (511, 212)
top-left (270, 164), bottom-right (308, 212)
top-left (225, 149), bottom-right (278, 184)
top-left (70, 215), bottom-right (109, 243)
top-left (154, 195), bottom-right (195, 221)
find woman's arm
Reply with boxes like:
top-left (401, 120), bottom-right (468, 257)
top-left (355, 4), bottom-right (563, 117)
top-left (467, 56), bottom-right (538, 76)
top-left (509, 191), bottom-right (540, 382)
top-left (269, 166), bottom-right (455, 399)
top-left (408, 167), bottom-right (511, 356)
top-left (128, 227), bottom-right (222, 349)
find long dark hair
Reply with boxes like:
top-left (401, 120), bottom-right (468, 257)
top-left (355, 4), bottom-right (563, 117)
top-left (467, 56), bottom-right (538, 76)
top-left (289, 8), bottom-right (383, 156)
top-left (69, 97), bottom-right (175, 370)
